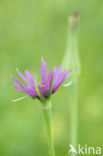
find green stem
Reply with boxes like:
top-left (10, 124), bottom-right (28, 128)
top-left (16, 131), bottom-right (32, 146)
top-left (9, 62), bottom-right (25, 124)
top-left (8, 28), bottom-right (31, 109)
top-left (62, 13), bottom-right (80, 156)
top-left (42, 101), bottom-right (55, 156)
top-left (70, 78), bottom-right (78, 156)
top-left (69, 22), bottom-right (79, 156)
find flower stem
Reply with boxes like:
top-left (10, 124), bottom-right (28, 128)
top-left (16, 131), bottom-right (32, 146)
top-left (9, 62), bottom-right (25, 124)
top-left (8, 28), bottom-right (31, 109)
top-left (42, 101), bottom-right (55, 156)
top-left (68, 13), bottom-right (80, 156)
top-left (62, 12), bottom-right (80, 155)
top-left (70, 79), bottom-right (78, 156)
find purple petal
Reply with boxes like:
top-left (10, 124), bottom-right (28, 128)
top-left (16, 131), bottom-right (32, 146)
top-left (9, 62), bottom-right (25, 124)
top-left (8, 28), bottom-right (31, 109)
top-left (14, 87), bottom-right (38, 97)
top-left (41, 61), bottom-right (47, 84)
top-left (47, 70), bottom-right (53, 87)
top-left (14, 87), bottom-right (30, 95)
top-left (13, 77), bottom-right (25, 89)
top-left (25, 88), bottom-right (38, 97)
top-left (24, 70), bottom-right (36, 88)
top-left (56, 71), bottom-right (66, 84)
top-left (14, 87), bottom-right (25, 92)
top-left (53, 65), bottom-right (63, 85)
top-left (17, 71), bottom-right (31, 86)
top-left (13, 81), bottom-right (21, 88)
top-left (53, 71), bottom-right (68, 93)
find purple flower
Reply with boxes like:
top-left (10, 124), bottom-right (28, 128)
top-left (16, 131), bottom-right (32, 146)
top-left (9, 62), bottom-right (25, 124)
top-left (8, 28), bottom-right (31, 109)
top-left (13, 61), bottom-right (71, 100)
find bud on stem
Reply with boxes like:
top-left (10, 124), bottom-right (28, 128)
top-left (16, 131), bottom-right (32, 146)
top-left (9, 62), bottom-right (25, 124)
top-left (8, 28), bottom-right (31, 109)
top-left (62, 12), bottom-right (80, 81)
top-left (62, 12), bottom-right (81, 156)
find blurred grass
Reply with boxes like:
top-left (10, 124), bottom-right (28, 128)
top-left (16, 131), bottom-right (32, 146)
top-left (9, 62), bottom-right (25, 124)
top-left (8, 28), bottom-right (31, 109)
top-left (0, 0), bottom-right (103, 155)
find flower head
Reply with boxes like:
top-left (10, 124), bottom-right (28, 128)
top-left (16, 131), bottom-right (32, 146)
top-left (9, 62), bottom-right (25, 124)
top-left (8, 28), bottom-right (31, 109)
top-left (13, 61), bottom-right (71, 101)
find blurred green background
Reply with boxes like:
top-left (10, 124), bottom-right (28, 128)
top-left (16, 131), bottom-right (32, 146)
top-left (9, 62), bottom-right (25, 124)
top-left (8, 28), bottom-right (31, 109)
top-left (0, 0), bottom-right (103, 155)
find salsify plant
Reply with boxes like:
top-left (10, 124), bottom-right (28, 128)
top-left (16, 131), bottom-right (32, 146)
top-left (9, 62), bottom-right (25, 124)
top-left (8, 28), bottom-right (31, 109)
top-left (62, 12), bottom-right (80, 156)
top-left (12, 60), bottom-right (71, 156)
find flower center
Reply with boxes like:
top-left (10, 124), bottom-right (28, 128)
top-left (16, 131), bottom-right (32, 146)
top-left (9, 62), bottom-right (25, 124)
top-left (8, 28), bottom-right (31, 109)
top-left (41, 84), bottom-right (45, 88)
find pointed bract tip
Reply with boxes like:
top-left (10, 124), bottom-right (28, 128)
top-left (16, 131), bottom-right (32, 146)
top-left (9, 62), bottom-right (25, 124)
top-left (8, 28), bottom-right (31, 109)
top-left (16, 68), bottom-right (19, 72)
top-left (73, 11), bottom-right (78, 18)
top-left (68, 11), bottom-right (80, 31)
top-left (41, 56), bottom-right (44, 62)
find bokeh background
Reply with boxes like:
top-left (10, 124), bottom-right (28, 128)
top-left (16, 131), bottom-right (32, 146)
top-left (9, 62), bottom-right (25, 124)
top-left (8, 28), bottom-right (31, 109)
top-left (0, 0), bottom-right (103, 155)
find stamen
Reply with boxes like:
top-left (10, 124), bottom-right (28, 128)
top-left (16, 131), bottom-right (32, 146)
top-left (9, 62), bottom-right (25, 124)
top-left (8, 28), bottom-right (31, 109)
top-left (41, 84), bottom-right (45, 88)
